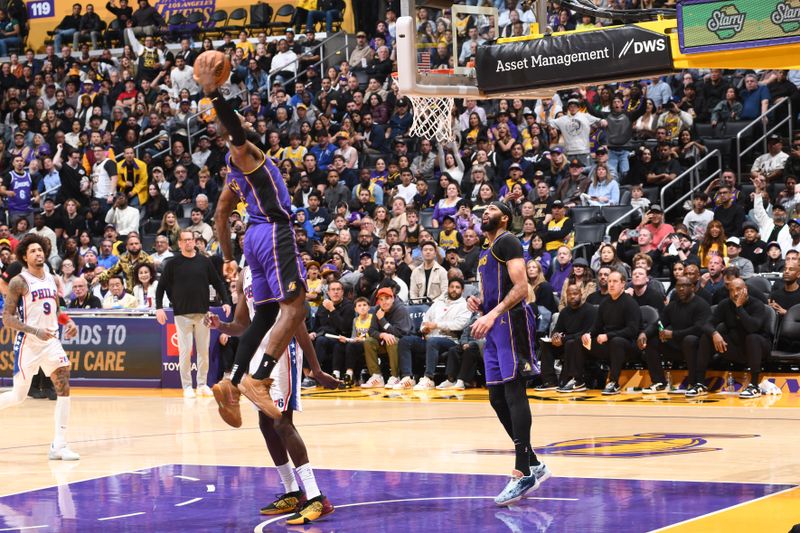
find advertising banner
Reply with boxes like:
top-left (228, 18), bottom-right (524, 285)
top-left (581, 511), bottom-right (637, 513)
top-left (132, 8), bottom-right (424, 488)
top-left (0, 316), bottom-right (161, 381)
top-left (475, 26), bottom-right (672, 94)
top-left (678, 0), bottom-right (800, 54)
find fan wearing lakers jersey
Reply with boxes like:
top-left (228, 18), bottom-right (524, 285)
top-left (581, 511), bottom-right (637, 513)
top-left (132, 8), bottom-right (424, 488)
top-left (468, 201), bottom-right (551, 506)
top-left (205, 266), bottom-right (337, 524)
top-left (0, 234), bottom-right (80, 461)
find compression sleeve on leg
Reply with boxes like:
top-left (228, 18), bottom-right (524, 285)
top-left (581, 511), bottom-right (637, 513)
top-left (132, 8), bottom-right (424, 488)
top-left (210, 90), bottom-right (247, 147)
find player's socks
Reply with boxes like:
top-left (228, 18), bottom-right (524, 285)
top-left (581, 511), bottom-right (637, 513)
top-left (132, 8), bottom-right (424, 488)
top-left (346, 370), bottom-right (354, 378)
top-left (277, 462), bottom-right (300, 493)
top-left (529, 450), bottom-right (541, 467)
top-left (333, 370), bottom-right (341, 379)
top-left (514, 441), bottom-right (532, 477)
top-left (53, 396), bottom-right (70, 450)
top-left (296, 463), bottom-right (321, 499)
top-left (251, 354), bottom-right (278, 380)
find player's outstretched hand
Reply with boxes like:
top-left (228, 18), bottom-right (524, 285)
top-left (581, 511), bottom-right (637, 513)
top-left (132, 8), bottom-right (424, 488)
top-left (193, 50), bottom-right (229, 95)
top-left (310, 369), bottom-right (340, 390)
top-left (223, 260), bottom-right (238, 281)
top-left (204, 312), bottom-right (222, 329)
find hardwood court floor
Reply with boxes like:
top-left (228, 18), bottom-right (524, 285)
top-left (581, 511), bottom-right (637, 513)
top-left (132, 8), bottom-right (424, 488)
top-left (0, 387), bottom-right (798, 532)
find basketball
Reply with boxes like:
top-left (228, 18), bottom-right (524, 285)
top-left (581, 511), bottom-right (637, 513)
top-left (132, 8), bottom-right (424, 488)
top-left (194, 50), bottom-right (231, 89)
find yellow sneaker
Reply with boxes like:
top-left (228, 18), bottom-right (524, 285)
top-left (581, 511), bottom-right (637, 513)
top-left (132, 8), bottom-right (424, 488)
top-left (212, 379), bottom-right (242, 428)
top-left (259, 491), bottom-right (305, 515)
top-left (285, 494), bottom-right (334, 525)
top-left (237, 375), bottom-right (282, 420)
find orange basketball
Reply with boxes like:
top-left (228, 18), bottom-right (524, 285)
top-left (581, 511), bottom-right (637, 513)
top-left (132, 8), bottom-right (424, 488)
top-left (195, 50), bottom-right (231, 88)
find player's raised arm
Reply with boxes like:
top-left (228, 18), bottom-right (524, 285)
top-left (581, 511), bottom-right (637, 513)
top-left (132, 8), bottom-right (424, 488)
top-left (194, 51), bottom-right (263, 173)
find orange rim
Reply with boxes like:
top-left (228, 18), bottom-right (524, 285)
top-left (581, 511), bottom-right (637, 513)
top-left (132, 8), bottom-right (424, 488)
top-left (392, 69), bottom-right (454, 78)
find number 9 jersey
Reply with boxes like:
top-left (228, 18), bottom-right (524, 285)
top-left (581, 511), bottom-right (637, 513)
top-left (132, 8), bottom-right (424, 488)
top-left (13, 269), bottom-right (69, 379)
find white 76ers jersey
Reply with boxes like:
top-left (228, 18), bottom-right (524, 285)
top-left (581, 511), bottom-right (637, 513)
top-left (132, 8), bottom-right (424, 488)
top-left (19, 270), bottom-right (59, 336)
top-left (242, 266), bottom-right (303, 413)
top-left (13, 269), bottom-right (69, 379)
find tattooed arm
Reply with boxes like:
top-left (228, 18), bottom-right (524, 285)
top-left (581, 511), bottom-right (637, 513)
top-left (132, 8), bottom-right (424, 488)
top-left (2, 277), bottom-right (53, 341)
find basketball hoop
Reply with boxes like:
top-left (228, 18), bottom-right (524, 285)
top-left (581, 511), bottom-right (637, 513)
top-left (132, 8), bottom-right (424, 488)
top-left (392, 70), bottom-right (455, 145)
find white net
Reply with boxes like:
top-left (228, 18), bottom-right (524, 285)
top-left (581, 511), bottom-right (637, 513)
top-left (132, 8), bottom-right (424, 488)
top-left (407, 95), bottom-right (455, 145)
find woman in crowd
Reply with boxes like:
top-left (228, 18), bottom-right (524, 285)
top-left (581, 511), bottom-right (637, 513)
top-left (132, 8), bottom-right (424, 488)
top-left (633, 98), bottom-right (659, 139)
top-left (77, 230), bottom-right (97, 258)
top-left (526, 259), bottom-right (558, 315)
top-left (58, 258), bottom-right (78, 302)
top-left (558, 258), bottom-right (597, 309)
top-left (432, 181), bottom-right (462, 228)
top-left (585, 163), bottom-right (619, 206)
top-left (144, 183), bottom-right (169, 225)
top-left (438, 143), bottom-right (465, 185)
top-left (526, 234), bottom-right (551, 273)
top-left (591, 243), bottom-right (631, 277)
top-left (157, 210), bottom-right (182, 251)
top-left (625, 146), bottom-right (656, 187)
top-left (62, 199), bottom-right (85, 240)
top-left (696, 220), bottom-right (727, 268)
top-left (674, 128), bottom-right (707, 168)
top-left (133, 263), bottom-right (160, 309)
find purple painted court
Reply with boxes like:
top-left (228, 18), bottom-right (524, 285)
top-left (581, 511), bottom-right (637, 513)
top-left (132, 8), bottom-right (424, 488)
top-left (0, 465), bottom-right (791, 532)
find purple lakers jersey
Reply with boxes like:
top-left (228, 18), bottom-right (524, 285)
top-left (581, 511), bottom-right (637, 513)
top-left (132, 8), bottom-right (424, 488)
top-left (477, 231), bottom-right (525, 313)
top-left (225, 153), bottom-right (292, 224)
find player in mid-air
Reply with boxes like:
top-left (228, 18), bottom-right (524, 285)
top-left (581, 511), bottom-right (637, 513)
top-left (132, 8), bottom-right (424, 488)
top-left (0, 234), bottom-right (80, 461)
top-left (205, 265), bottom-right (338, 524)
top-left (192, 51), bottom-right (309, 425)
top-left (468, 202), bottom-right (551, 506)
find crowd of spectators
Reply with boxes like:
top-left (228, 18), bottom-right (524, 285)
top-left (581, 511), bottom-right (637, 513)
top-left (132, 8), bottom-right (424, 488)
top-left (1, 0), bottom-right (800, 394)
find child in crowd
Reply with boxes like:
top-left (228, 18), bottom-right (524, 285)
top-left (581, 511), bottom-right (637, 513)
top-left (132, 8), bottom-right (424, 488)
top-left (405, 209), bottom-right (421, 249)
top-left (305, 261), bottom-right (323, 318)
top-left (438, 215), bottom-right (463, 250)
top-left (338, 297), bottom-right (374, 388)
top-left (629, 183), bottom-right (651, 212)
top-left (455, 199), bottom-right (482, 236)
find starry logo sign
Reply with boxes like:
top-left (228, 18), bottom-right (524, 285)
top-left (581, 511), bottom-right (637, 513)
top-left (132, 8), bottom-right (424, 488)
top-left (705, 5), bottom-right (746, 40)
top-left (771, 0), bottom-right (800, 33)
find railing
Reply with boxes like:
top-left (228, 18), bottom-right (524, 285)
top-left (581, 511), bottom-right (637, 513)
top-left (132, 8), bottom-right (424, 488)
top-left (736, 97), bottom-right (793, 179)
top-left (277, 33), bottom-right (350, 94)
top-left (661, 149), bottom-right (723, 217)
top-left (604, 206), bottom-right (642, 237)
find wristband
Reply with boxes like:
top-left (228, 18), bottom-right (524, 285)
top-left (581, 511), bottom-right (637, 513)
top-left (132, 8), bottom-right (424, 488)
top-left (223, 258), bottom-right (236, 264)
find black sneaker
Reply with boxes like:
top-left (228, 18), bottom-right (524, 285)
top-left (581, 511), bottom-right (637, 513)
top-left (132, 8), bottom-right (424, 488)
top-left (260, 490), bottom-right (306, 516)
top-left (684, 383), bottom-right (708, 397)
top-left (557, 378), bottom-right (586, 393)
top-left (339, 374), bottom-right (354, 390)
top-left (534, 381), bottom-right (558, 392)
top-left (28, 388), bottom-right (46, 399)
top-left (44, 388), bottom-right (57, 400)
top-left (601, 381), bottom-right (621, 395)
top-left (301, 377), bottom-right (317, 389)
top-left (738, 383), bottom-right (761, 399)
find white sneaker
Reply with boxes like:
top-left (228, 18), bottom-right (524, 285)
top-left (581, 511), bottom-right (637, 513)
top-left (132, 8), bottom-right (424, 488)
top-left (183, 387), bottom-right (196, 398)
top-left (413, 376), bottom-right (435, 390)
top-left (49, 445), bottom-right (80, 461)
top-left (436, 379), bottom-right (455, 390)
top-left (452, 379), bottom-right (466, 390)
top-left (385, 376), bottom-right (400, 389)
top-left (361, 374), bottom-right (385, 388)
top-left (196, 385), bottom-right (213, 397)
top-left (393, 376), bottom-right (416, 390)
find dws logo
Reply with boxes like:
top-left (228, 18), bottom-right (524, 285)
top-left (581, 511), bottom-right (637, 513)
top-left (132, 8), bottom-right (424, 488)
top-left (618, 37), bottom-right (667, 58)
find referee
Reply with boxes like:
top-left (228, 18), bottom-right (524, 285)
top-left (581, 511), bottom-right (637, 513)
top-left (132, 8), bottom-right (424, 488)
top-left (156, 229), bottom-right (231, 399)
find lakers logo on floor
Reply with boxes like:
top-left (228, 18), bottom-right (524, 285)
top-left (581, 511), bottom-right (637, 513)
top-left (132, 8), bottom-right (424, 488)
top-left (466, 433), bottom-right (759, 458)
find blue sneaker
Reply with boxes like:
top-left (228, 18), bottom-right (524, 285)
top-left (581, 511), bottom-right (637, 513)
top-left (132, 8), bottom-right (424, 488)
top-left (494, 469), bottom-right (539, 506)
